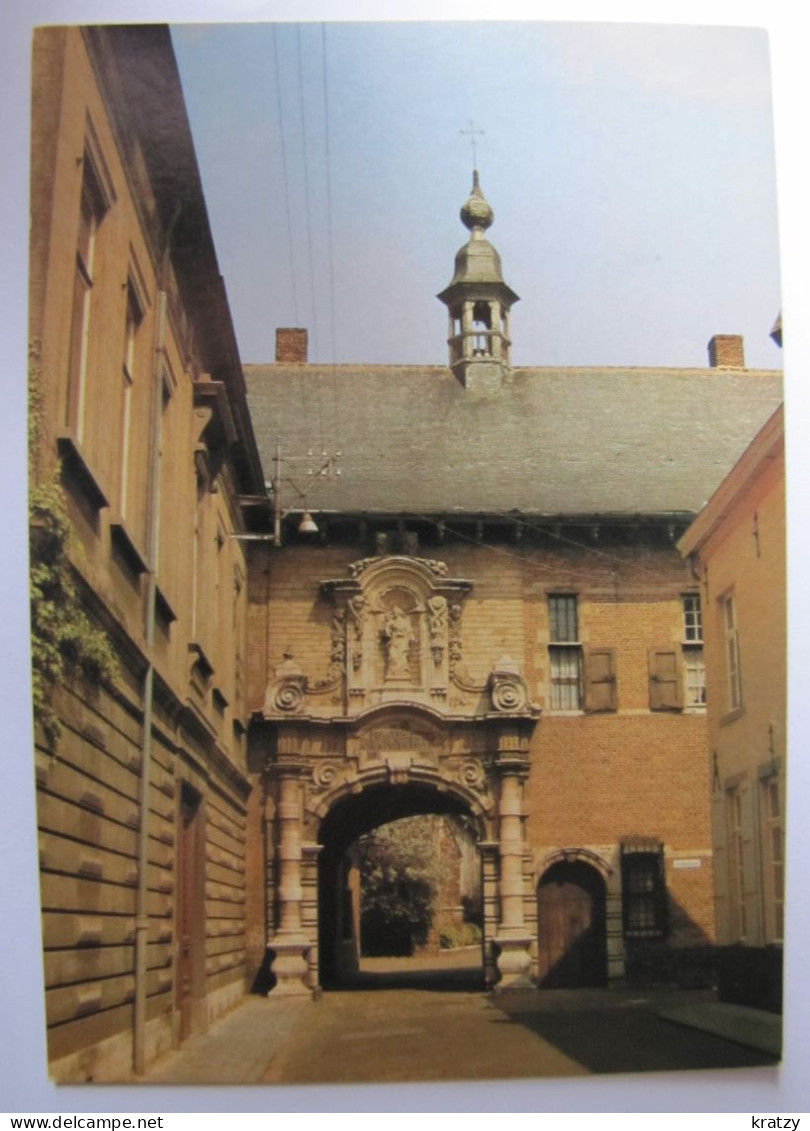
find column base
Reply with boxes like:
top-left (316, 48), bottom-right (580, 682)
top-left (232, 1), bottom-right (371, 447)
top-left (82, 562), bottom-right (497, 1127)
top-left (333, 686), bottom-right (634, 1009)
top-left (493, 934), bottom-right (534, 992)
top-left (268, 935), bottom-right (312, 997)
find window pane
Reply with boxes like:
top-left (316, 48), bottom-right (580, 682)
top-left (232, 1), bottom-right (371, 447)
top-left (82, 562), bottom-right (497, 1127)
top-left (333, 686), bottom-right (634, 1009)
top-left (684, 650), bottom-right (706, 706)
top-left (622, 848), bottom-right (666, 937)
top-left (549, 645), bottom-right (581, 710)
top-left (683, 594), bottom-right (702, 642)
top-left (549, 595), bottom-right (578, 642)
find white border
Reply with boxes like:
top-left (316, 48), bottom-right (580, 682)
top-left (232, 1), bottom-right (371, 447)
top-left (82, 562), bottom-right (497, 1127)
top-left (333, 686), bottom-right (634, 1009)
top-left (3, 0), bottom-right (808, 1114)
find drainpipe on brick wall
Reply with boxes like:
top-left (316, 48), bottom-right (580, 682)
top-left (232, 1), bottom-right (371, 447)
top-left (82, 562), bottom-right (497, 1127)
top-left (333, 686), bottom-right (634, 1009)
top-left (134, 210), bottom-right (178, 1075)
top-left (133, 284), bottom-right (168, 1075)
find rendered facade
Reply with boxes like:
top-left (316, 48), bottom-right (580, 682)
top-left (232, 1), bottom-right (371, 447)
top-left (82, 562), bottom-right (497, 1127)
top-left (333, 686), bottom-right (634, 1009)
top-left (29, 27), bottom-right (266, 1081)
top-left (678, 405), bottom-right (785, 1011)
top-left (28, 24), bottom-right (785, 1081)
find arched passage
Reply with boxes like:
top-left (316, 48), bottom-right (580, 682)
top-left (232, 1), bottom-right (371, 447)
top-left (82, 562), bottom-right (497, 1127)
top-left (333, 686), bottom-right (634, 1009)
top-left (536, 859), bottom-right (608, 988)
top-left (317, 782), bottom-right (484, 987)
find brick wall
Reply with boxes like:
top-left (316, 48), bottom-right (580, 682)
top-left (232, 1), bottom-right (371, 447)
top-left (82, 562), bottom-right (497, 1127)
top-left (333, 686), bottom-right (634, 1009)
top-left (249, 533), bottom-right (716, 958)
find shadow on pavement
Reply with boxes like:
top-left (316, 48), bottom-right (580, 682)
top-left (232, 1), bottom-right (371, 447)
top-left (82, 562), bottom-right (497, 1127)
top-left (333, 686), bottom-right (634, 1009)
top-left (490, 993), bottom-right (780, 1075)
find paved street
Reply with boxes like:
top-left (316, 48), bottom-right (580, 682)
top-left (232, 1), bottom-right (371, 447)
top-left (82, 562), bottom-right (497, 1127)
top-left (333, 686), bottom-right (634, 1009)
top-left (144, 952), bottom-right (779, 1087)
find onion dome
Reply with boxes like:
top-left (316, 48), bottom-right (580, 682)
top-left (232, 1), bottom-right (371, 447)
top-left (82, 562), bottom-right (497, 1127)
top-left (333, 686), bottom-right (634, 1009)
top-left (460, 169), bottom-right (494, 231)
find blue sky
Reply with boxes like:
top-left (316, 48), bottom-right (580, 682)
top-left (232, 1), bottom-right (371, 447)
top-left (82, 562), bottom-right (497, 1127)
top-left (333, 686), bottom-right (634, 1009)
top-left (172, 21), bottom-right (783, 369)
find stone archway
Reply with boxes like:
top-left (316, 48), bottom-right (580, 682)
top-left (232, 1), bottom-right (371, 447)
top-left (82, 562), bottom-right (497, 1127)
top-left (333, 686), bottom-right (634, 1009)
top-left (254, 554), bottom-right (540, 996)
top-left (260, 704), bottom-right (539, 995)
top-left (315, 780), bottom-right (486, 986)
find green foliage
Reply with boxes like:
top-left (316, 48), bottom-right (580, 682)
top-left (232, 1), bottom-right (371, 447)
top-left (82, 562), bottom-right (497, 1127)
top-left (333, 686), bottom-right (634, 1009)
top-left (29, 474), bottom-right (117, 745)
top-left (439, 922), bottom-right (482, 950)
top-left (358, 818), bottom-right (437, 956)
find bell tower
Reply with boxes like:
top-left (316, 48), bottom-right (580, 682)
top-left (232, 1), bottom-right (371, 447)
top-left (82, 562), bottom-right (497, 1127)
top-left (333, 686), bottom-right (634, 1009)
top-left (437, 171), bottom-right (520, 391)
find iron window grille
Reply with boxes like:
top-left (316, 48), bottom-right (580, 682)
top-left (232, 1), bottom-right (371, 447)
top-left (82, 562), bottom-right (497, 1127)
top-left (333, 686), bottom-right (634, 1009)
top-left (621, 840), bottom-right (667, 939)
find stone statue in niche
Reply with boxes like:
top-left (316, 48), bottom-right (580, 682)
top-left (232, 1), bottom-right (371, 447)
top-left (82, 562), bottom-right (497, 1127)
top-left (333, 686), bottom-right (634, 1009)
top-left (381, 605), bottom-right (414, 679)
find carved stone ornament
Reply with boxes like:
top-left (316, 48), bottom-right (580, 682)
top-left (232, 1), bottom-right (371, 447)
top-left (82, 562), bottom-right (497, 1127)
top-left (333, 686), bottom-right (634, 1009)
top-left (272, 679), bottom-right (306, 713)
top-left (459, 758), bottom-right (486, 791)
top-left (489, 657), bottom-right (529, 713)
top-left (263, 651), bottom-right (307, 716)
top-left (311, 761), bottom-right (342, 791)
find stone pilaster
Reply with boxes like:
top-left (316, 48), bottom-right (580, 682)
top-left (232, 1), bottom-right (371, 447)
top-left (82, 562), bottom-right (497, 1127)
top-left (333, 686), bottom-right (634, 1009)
top-left (269, 756), bottom-right (312, 996)
top-left (478, 840), bottom-right (500, 988)
top-left (493, 734), bottom-right (534, 990)
top-left (301, 843), bottom-right (322, 990)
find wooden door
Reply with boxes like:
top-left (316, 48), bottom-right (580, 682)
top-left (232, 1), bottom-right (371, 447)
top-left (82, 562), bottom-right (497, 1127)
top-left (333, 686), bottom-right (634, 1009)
top-left (537, 862), bottom-right (607, 988)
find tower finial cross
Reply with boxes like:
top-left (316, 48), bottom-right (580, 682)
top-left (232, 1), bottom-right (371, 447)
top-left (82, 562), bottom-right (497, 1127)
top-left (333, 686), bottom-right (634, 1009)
top-left (460, 120), bottom-right (484, 170)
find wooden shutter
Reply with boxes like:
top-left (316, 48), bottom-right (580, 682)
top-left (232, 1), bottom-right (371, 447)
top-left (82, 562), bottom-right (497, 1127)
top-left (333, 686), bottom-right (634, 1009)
top-left (584, 647), bottom-right (617, 712)
top-left (648, 647), bottom-right (683, 710)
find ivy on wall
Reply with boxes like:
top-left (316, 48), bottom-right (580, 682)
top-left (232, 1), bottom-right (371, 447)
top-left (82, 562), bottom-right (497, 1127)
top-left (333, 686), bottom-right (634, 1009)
top-left (29, 353), bottom-right (117, 745)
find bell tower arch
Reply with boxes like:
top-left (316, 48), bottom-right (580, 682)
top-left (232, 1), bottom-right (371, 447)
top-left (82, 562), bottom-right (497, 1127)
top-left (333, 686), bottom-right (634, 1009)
top-left (437, 171), bottom-right (520, 391)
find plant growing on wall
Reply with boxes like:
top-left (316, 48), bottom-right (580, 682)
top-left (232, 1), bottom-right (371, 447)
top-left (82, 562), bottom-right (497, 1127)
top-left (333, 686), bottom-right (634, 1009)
top-left (29, 355), bottom-right (117, 745)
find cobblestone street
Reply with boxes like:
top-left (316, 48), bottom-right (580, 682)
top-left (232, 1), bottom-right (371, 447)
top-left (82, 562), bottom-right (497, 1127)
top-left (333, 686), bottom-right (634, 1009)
top-left (145, 952), bottom-right (779, 1087)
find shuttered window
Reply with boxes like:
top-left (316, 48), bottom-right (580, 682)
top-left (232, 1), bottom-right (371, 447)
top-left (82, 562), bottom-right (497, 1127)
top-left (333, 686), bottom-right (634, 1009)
top-left (648, 647), bottom-right (683, 710)
top-left (584, 647), bottom-right (617, 712)
top-left (548, 595), bottom-right (582, 710)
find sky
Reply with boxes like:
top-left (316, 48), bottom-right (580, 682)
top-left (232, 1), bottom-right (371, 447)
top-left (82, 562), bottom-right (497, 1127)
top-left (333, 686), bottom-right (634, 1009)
top-left (171, 21), bottom-right (783, 370)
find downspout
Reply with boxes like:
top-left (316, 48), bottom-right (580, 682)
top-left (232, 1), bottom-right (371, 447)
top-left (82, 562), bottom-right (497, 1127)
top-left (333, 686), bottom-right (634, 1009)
top-left (134, 207), bottom-right (179, 1075)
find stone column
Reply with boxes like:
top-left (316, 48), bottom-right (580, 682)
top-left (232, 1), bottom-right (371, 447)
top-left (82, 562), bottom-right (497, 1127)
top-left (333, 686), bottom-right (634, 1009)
top-left (461, 302), bottom-right (474, 358)
top-left (300, 843), bottom-right (322, 990)
top-left (490, 301), bottom-right (501, 358)
top-left (478, 840), bottom-right (500, 988)
top-left (269, 757), bottom-right (312, 996)
top-left (493, 740), bottom-right (534, 991)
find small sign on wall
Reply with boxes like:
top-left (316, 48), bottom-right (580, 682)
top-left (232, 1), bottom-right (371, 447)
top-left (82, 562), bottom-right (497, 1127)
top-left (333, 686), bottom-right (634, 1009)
top-left (673, 858), bottom-right (702, 869)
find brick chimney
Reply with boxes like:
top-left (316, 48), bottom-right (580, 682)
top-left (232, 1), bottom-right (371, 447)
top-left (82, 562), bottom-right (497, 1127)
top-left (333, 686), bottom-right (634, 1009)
top-left (275, 328), bottom-right (308, 363)
top-left (708, 334), bottom-right (745, 368)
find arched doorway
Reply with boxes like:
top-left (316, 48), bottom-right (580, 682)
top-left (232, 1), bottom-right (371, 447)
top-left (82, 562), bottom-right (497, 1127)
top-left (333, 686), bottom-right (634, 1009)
top-left (317, 782), bottom-right (484, 988)
top-left (536, 859), bottom-right (607, 988)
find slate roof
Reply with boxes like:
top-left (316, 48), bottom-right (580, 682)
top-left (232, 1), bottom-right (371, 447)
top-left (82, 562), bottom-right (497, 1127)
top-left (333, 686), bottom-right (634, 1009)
top-left (244, 363), bottom-right (782, 519)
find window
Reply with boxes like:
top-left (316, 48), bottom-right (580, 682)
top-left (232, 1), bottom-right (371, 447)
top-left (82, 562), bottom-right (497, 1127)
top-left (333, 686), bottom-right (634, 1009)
top-left (681, 594), bottom-right (706, 708)
top-left (548, 595), bottom-right (582, 710)
top-left (762, 777), bottom-right (784, 941)
top-left (727, 785), bottom-right (748, 939)
top-left (683, 651), bottom-right (707, 708)
top-left (66, 156), bottom-right (107, 440)
top-left (682, 593), bottom-right (703, 642)
top-left (621, 841), bottom-right (667, 938)
top-left (119, 281), bottom-right (143, 519)
top-left (722, 593), bottom-right (742, 712)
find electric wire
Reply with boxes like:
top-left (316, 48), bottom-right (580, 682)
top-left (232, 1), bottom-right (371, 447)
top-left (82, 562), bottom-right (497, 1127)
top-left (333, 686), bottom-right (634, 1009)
top-left (321, 23), bottom-right (342, 460)
top-left (397, 508), bottom-right (683, 581)
top-left (272, 25), bottom-right (300, 327)
top-left (272, 24), bottom-right (310, 460)
top-left (295, 24), bottom-right (324, 451)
